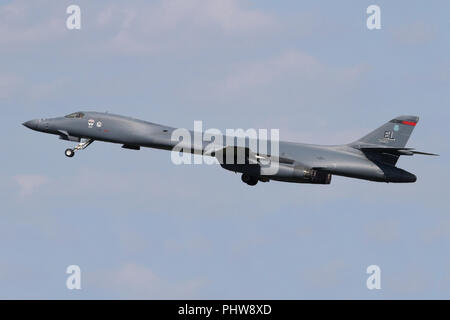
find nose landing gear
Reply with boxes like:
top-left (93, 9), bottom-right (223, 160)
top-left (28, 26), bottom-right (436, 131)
top-left (241, 173), bottom-right (258, 186)
top-left (65, 148), bottom-right (75, 157)
top-left (65, 139), bottom-right (94, 157)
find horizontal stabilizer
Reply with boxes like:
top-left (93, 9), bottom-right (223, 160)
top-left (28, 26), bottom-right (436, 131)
top-left (359, 146), bottom-right (439, 156)
top-left (409, 150), bottom-right (439, 156)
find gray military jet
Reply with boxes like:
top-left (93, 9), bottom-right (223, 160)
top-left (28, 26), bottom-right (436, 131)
top-left (23, 112), bottom-right (437, 186)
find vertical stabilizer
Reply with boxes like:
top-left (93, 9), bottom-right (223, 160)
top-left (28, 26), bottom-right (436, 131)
top-left (352, 115), bottom-right (419, 148)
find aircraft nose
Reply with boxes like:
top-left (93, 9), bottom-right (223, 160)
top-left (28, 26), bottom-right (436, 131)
top-left (22, 119), bottom-right (40, 130)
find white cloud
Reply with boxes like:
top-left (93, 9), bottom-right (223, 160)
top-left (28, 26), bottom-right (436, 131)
top-left (392, 22), bottom-right (436, 46)
top-left (191, 0), bottom-right (275, 33)
top-left (213, 50), bottom-right (367, 98)
top-left (0, 74), bottom-right (23, 100)
top-left (0, 1), bottom-right (65, 51)
top-left (165, 235), bottom-right (212, 255)
top-left (0, 0), bottom-right (275, 55)
top-left (302, 260), bottom-right (347, 289)
top-left (94, 0), bottom-right (276, 54)
top-left (365, 220), bottom-right (400, 243)
top-left (422, 219), bottom-right (450, 243)
top-left (385, 268), bottom-right (430, 295)
top-left (8, 167), bottom-right (202, 210)
top-left (0, 73), bottom-right (68, 102)
top-left (93, 263), bottom-right (206, 299)
top-left (13, 174), bottom-right (50, 196)
top-left (220, 50), bottom-right (322, 92)
top-left (28, 78), bottom-right (67, 101)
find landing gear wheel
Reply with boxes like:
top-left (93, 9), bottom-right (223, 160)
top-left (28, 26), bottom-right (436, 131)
top-left (65, 148), bottom-right (75, 157)
top-left (241, 173), bottom-right (251, 184)
top-left (65, 139), bottom-right (94, 158)
top-left (241, 174), bottom-right (258, 186)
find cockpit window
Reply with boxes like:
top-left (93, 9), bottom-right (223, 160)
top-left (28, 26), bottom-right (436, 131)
top-left (65, 112), bottom-right (85, 118)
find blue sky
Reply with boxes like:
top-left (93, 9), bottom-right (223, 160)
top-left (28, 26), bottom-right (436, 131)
top-left (0, 0), bottom-right (449, 299)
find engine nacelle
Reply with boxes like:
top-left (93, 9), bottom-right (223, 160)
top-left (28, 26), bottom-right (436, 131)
top-left (309, 169), bottom-right (332, 184)
top-left (220, 161), bottom-right (332, 184)
top-left (263, 164), bottom-right (332, 184)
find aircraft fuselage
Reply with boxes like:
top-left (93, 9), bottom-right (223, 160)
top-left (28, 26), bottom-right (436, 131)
top-left (23, 111), bottom-right (419, 185)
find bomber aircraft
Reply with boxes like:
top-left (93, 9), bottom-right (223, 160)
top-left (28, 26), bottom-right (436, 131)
top-left (23, 112), bottom-right (437, 186)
